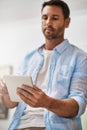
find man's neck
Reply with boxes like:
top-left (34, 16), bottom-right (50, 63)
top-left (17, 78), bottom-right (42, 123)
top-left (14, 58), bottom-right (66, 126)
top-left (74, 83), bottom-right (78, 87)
top-left (44, 38), bottom-right (64, 50)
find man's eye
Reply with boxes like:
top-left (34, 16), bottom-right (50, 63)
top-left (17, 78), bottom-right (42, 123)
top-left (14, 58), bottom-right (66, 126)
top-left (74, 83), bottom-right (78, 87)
top-left (52, 17), bottom-right (59, 20)
top-left (42, 17), bottom-right (48, 20)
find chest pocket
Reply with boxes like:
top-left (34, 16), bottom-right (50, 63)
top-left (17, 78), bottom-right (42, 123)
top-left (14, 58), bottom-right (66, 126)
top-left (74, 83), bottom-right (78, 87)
top-left (58, 65), bottom-right (72, 82)
top-left (59, 64), bottom-right (74, 77)
top-left (51, 65), bottom-right (74, 98)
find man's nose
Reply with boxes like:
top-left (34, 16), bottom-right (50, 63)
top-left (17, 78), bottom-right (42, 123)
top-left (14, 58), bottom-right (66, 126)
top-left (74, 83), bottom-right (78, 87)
top-left (46, 18), bottom-right (52, 25)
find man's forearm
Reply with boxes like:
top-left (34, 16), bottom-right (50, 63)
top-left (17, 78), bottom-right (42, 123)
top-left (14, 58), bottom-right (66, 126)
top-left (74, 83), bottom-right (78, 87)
top-left (45, 96), bottom-right (79, 118)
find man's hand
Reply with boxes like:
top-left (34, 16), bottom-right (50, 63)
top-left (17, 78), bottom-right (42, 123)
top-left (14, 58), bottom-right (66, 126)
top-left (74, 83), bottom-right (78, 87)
top-left (0, 80), bottom-right (18, 108)
top-left (17, 84), bottom-right (50, 108)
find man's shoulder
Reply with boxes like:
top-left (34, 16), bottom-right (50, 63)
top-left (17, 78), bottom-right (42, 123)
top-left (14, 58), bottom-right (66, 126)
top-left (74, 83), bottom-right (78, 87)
top-left (69, 43), bottom-right (87, 57)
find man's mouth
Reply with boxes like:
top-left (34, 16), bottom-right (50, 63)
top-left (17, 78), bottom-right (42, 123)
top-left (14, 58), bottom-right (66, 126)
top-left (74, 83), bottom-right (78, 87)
top-left (45, 27), bottom-right (54, 32)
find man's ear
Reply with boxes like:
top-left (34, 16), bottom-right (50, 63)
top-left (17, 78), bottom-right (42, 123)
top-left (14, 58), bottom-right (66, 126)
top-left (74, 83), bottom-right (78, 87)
top-left (65, 18), bottom-right (71, 28)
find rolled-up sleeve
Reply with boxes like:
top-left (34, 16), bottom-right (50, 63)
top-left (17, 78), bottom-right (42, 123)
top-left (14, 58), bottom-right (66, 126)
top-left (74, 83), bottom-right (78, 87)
top-left (69, 55), bottom-right (87, 117)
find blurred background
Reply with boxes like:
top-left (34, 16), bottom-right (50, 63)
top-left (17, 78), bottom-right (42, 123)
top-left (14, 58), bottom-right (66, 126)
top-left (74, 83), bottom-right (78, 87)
top-left (0, 0), bottom-right (87, 130)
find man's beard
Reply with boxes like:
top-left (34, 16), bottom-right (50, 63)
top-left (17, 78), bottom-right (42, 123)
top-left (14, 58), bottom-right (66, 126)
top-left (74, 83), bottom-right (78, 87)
top-left (44, 33), bottom-right (59, 40)
top-left (42, 26), bottom-right (64, 40)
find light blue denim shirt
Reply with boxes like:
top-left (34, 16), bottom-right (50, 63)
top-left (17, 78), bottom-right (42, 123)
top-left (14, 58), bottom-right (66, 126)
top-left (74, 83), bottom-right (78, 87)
top-left (8, 40), bottom-right (87, 130)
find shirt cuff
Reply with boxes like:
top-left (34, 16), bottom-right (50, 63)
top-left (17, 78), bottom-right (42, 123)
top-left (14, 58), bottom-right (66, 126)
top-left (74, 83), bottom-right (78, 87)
top-left (69, 96), bottom-right (86, 117)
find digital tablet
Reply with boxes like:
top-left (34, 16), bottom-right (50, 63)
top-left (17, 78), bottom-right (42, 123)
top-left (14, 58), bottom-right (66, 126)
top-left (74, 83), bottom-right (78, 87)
top-left (3, 75), bottom-right (33, 102)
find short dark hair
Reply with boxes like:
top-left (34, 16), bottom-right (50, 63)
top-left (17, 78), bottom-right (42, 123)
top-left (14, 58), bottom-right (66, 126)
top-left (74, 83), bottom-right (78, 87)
top-left (41, 0), bottom-right (70, 19)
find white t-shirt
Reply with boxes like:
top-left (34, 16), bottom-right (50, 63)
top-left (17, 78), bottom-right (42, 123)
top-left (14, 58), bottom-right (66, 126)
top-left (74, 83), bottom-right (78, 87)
top-left (17, 49), bottom-right (53, 129)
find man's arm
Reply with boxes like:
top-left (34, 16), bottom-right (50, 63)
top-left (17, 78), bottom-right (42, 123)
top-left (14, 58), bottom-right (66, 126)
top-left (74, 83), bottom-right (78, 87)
top-left (17, 85), bottom-right (79, 118)
top-left (45, 96), bottom-right (79, 117)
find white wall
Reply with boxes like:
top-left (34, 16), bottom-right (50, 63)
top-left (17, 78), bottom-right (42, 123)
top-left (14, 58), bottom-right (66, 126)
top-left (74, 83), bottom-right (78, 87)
top-left (66, 11), bottom-right (87, 51)
top-left (0, 4), bottom-right (87, 130)
top-left (0, 18), bottom-right (44, 71)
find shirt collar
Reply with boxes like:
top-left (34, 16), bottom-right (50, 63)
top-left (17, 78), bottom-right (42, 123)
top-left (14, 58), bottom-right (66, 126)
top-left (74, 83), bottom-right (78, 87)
top-left (37, 39), bottom-right (70, 55)
top-left (54, 39), bottom-right (70, 54)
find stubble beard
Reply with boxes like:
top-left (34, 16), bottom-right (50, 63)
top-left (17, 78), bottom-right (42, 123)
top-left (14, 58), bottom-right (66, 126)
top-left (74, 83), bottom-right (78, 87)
top-left (42, 27), bottom-right (64, 41)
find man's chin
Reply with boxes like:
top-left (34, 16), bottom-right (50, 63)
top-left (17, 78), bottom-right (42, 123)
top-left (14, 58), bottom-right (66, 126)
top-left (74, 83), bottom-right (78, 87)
top-left (45, 36), bottom-right (53, 40)
top-left (45, 35), bottom-right (57, 40)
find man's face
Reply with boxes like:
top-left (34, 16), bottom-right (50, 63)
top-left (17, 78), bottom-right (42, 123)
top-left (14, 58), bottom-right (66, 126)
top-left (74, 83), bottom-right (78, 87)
top-left (41, 5), bottom-right (70, 40)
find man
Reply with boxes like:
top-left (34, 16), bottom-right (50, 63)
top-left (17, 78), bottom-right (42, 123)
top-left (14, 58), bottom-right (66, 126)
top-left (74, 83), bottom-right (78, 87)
top-left (0, 0), bottom-right (87, 130)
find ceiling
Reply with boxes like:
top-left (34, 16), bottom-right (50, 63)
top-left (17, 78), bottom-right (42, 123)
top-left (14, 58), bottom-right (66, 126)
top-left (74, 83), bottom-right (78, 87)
top-left (0, 0), bottom-right (87, 21)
